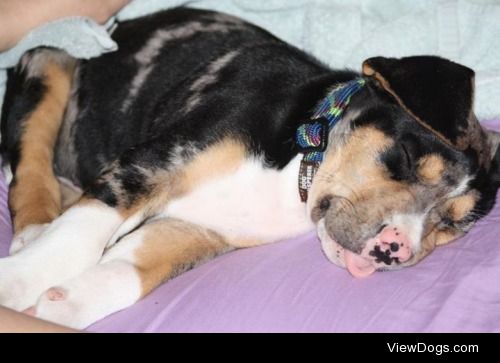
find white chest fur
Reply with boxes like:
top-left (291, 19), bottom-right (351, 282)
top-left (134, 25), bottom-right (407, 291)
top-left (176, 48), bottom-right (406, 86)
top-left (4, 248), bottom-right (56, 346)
top-left (164, 155), bottom-right (314, 246)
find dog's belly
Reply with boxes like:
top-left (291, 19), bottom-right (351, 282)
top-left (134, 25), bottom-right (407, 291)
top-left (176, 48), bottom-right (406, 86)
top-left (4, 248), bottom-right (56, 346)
top-left (163, 155), bottom-right (314, 246)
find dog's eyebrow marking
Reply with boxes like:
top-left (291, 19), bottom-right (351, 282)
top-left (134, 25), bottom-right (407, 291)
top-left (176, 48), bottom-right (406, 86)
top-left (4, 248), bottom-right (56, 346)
top-left (417, 154), bottom-right (445, 185)
top-left (447, 192), bottom-right (477, 222)
top-left (184, 50), bottom-right (240, 113)
top-left (121, 21), bottom-right (240, 112)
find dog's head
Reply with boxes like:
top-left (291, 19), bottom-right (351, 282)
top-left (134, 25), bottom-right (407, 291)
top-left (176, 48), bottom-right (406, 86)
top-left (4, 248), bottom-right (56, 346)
top-left (309, 56), bottom-right (500, 277)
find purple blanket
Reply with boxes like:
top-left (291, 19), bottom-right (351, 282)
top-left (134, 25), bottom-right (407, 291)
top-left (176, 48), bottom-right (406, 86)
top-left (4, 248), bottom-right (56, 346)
top-left (1, 121), bottom-right (500, 332)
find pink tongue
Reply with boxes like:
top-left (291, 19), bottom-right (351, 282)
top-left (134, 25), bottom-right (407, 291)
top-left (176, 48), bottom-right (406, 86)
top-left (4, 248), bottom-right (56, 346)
top-left (344, 250), bottom-right (376, 278)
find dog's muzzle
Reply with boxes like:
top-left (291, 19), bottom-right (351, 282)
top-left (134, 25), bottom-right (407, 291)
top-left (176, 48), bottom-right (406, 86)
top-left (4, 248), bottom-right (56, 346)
top-left (317, 219), bottom-right (413, 277)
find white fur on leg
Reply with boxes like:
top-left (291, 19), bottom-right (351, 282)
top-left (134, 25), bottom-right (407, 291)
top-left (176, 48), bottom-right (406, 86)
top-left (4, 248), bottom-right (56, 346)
top-left (33, 229), bottom-right (145, 329)
top-left (0, 201), bottom-right (124, 311)
top-left (34, 261), bottom-right (142, 329)
top-left (9, 224), bottom-right (49, 255)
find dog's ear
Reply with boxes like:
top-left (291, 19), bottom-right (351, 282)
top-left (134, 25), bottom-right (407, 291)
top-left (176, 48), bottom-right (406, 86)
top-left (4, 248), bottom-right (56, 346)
top-left (362, 56), bottom-right (475, 149)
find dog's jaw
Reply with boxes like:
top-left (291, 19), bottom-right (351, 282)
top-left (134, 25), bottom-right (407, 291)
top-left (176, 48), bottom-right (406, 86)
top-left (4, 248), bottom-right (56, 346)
top-left (317, 219), bottom-right (377, 277)
top-left (316, 218), bottom-right (414, 278)
top-left (317, 219), bottom-right (346, 268)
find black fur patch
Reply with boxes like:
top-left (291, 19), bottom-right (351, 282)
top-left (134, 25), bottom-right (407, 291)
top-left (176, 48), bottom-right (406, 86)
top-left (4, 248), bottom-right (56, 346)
top-left (364, 56), bottom-right (474, 146)
top-left (63, 8), bottom-right (358, 203)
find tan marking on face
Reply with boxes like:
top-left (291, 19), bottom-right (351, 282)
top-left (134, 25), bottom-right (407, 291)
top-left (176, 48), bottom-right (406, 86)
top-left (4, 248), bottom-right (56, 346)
top-left (447, 192), bottom-right (478, 222)
top-left (406, 221), bottom-right (465, 266)
top-left (134, 219), bottom-right (232, 296)
top-left (309, 126), bottom-right (396, 209)
top-left (417, 154), bottom-right (445, 185)
top-left (10, 62), bottom-right (74, 232)
top-left (118, 139), bottom-right (247, 218)
top-left (419, 227), bottom-right (463, 259)
top-left (309, 126), bottom-right (422, 248)
top-left (406, 190), bottom-right (476, 265)
top-left (434, 229), bottom-right (463, 246)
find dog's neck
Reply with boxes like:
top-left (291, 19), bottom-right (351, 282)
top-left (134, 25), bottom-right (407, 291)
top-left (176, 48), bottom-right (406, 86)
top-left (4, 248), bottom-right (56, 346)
top-left (296, 78), bottom-right (366, 202)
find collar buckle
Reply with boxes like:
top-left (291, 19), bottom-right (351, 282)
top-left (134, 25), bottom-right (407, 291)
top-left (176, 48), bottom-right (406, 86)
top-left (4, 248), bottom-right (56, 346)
top-left (296, 117), bottom-right (330, 154)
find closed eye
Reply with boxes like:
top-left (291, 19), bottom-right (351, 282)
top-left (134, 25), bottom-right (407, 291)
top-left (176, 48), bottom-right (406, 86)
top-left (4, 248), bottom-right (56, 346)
top-left (380, 137), bottom-right (419, 181)
top-left (439, 216), bottom-right (455, 228)
top-left (400, 143), bottom-right (413, 170)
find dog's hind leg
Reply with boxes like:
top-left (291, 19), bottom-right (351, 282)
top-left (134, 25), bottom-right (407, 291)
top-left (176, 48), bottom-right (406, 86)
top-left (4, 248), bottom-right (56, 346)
top-left (0, 137), bottom-right (244, 312)
top-left (29, 218), bottom-right (233, 329)
top-left (1, 49), bottom-right (76, 254)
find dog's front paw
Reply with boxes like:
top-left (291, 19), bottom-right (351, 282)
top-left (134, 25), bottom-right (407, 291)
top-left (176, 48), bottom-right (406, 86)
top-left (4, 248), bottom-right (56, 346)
top-left (9, 224), bottom-right (49, 255)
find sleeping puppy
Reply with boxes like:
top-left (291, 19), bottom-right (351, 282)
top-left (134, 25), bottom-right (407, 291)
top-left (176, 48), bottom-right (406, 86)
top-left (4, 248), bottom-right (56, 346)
top-left (0, 8), bottom-right (499, 328)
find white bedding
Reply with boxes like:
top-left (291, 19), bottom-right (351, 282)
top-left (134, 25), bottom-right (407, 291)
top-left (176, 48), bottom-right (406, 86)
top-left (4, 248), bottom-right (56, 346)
top-left (1, 0), bottom-right (500, 120)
